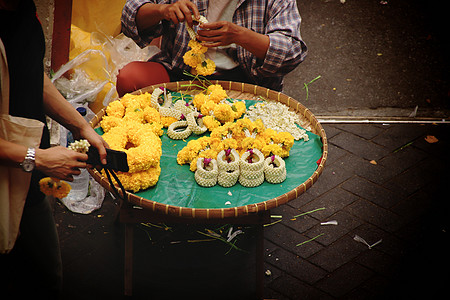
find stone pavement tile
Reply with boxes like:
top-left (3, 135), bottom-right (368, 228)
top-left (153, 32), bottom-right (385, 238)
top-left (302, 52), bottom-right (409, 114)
top-left (378, 142), bottom-right (428, 172)
top-left (307, 235), bottom-right (366, 272)
top-left (305, 211), bottom-right (363, 247)
top-left (264, 243), bottom-right (328, 285)
top-left (333, 124), bottom-right (386, 140)
top-left (383, 157), bottom-right (441, 197)
top-left (371, 124), bottom-right (430, 152)
top-left (336, 153), bottom-right (398, 185)
top-left (293, 186), bottom-right (360, 220)
top-left (413, 124), bottom-right (450, 157)
top-left (341, 176), bottom-right (400, 208)
top-left (322, 124), bottom-right (341, 139)
top-left (267, 273), bottom-right (334, 300)
top-left (287, 189), bottom-right (317, 208)
top-left (354, 249), bottom-right (398, 278)
top-left (351, 223), bottom-right (405, 259)
top-left (302, 160), bottom-right (354, 198)
top-left (264, 223), bottom-right (323, 259)
top-left (344, 198), bottom-right (404, 233)
top-left (390, 186), bottom-right (434, 225)
top-left (270, 204), bottom-right (318, 233)
top-left (329, 131), bottom-right (390, 161)
top-left (354, 274), bottom-right (393, 299)
top-left (314, 262), bottom-right (374, 298)
top-left (323, 143), bottom-right (348, 166)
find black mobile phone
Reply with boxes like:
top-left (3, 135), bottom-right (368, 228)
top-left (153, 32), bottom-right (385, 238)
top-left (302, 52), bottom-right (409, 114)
top-left (87, 147), bottom-right (129, 172)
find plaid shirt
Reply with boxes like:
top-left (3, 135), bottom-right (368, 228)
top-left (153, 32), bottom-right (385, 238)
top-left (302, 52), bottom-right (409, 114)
top-left (121, 0), bottom-right (307, 91)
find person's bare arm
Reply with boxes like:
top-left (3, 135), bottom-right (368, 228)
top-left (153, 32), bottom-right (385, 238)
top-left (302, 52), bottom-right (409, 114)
top-left (41, 74), bottom-right (108, 174)
top-left (0, 136), bottom-right (88, 182)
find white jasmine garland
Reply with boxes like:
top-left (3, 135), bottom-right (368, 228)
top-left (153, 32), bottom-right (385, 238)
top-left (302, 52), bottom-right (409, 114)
top-left (68, 139), bottom-right (90, 153)
top-left (244, 101), bottom-right (310, 141)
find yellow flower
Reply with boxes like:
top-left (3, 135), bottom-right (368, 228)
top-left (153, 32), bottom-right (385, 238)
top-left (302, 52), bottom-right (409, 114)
top-left (277, 131), bottom-right (295, 151)
top-left (195, 59), bottom-right (216, 76)
top-left (222, 138), bottom-right (238, 150)
top-left (183, 50), bottom-right (203, 68)
top-left (100, 115), bottom-right (122, 133)
top-left (240, 137), bottom-right (265, 155)
top-left (143, 122), bottom-right (164, 137)
top-left (188, 39), bottom-right (208, 54)
top-left (102, 126), bottom-right (128, 150)
top-left (202, 115), bottom-right (221, 130)
top-left (261, 143), bottom-right (284, 158)
top-left (53, 181), bottom-right (72, 199)
top-left (160, 116), bottom-right (178, 128)
top-left (200, 100), bottom-right (217, 116)
top-left (39, 177), bottom-right (71, 199)
top-left (207, 84), bottom-right (228, 103)
top-left (106, 100), bottom-right (125, 118)
top-left (232, 101), bottom-right (246, 119)
top-left (143, 106), bottom-right (161, 124)
top-left (39, 177), bottom-right (54, 196)
top-left (213, 103), bottom-right (235, 123)
top-left (192, 92), bottom-right (209, 110)
top-left (105, 165), bottom-right (161, 193)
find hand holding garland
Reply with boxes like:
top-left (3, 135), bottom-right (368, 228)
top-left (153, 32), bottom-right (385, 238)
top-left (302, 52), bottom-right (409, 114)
top-left (197, 21), bottom-right (270, 60)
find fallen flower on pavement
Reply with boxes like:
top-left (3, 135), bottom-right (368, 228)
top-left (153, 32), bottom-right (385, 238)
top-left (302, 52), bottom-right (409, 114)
top-left (425, 135), bottom-right (438, 143)
top-left (353, 234), bottom-right (382, 249)
top-left (320, 220), bottom-right (338, 226)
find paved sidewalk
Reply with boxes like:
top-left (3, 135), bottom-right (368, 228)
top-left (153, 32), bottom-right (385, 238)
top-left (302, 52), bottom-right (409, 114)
top-left (54, 123), bottom-right (449, 299)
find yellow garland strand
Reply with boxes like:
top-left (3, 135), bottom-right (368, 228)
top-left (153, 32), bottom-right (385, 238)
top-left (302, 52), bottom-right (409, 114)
top-left (182, 16), bottom-right (216, 76)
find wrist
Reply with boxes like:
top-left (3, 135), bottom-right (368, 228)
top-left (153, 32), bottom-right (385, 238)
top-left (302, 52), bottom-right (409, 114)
top-left (136, 3), bottom-right (166, 31)
top-left (20, 148), bottom-right (36, 172)
top-left (34, 148), bottom-right (44, 171)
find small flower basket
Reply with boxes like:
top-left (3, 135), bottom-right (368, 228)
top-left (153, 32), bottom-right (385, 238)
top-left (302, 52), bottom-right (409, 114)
top-left (264, 155), bottom-right (287, 184)
top-left (217, 149), bottom-right (240, 187)
top-left (238, 149), bottom-right (265, 187)
top-left (194, 158), bottom-right (218, 187)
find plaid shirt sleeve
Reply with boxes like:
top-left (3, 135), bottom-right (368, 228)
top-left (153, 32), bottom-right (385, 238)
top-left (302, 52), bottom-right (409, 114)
top-left (121, 0), bottom-right (166, 48)
top-left (235, 0), bottom-right (307, 90)
top-left (262, 0), bottom-right (307, 75)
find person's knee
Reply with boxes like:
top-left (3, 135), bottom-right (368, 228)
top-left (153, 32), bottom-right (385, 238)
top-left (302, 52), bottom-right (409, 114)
top-left (116, 61), bottom-right (170, 97)
top-left (116, 62), bottom-right (142, 96)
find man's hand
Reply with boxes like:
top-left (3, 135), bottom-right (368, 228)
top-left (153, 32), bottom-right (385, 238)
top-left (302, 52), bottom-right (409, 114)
top-left (75, 125), bottom-right (109, 166)
top-left (35, 146), bottom-right (88, 182)
top-left (160, 0), bottom-right (199, 27)
top-left (197, 21), bottom-right (241, 47)
top-left (197, 21), bottom-right (270, 60)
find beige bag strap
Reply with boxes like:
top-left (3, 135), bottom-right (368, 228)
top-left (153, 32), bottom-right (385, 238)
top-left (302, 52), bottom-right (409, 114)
top-left (0, 37), bottom-right (10, 114)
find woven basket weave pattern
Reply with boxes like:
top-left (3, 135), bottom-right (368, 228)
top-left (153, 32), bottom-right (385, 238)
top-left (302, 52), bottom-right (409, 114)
top-left (88, 81), bottom-right (328, 219)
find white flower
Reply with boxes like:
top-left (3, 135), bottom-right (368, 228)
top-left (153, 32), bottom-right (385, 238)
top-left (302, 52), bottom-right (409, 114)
top-left (244, 100), bottom-right (310, 141)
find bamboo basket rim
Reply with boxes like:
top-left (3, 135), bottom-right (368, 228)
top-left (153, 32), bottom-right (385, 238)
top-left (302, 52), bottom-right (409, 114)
top-left (88, 80), bottom-right (328, 220)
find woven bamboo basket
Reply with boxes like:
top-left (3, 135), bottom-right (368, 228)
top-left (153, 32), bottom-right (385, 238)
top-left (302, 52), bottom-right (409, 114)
top-left (88, 81), bottom-right (328, 219)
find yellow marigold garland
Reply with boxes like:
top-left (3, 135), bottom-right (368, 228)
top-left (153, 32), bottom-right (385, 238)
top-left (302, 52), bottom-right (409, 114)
top-left (182, 32), bottom-right (216, 76)
top-left (99, 92), bottom-right (164, 193)
top-left (39, 177), bottom-right (72, 199)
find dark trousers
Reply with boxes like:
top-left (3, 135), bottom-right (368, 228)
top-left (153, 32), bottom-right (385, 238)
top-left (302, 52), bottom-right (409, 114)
top-left (0, 196), bottom-right (62, 299)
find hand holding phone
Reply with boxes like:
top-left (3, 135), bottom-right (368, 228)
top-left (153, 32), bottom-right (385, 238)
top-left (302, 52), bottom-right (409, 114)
top-left (87, 147), bottom-right (129, 172)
